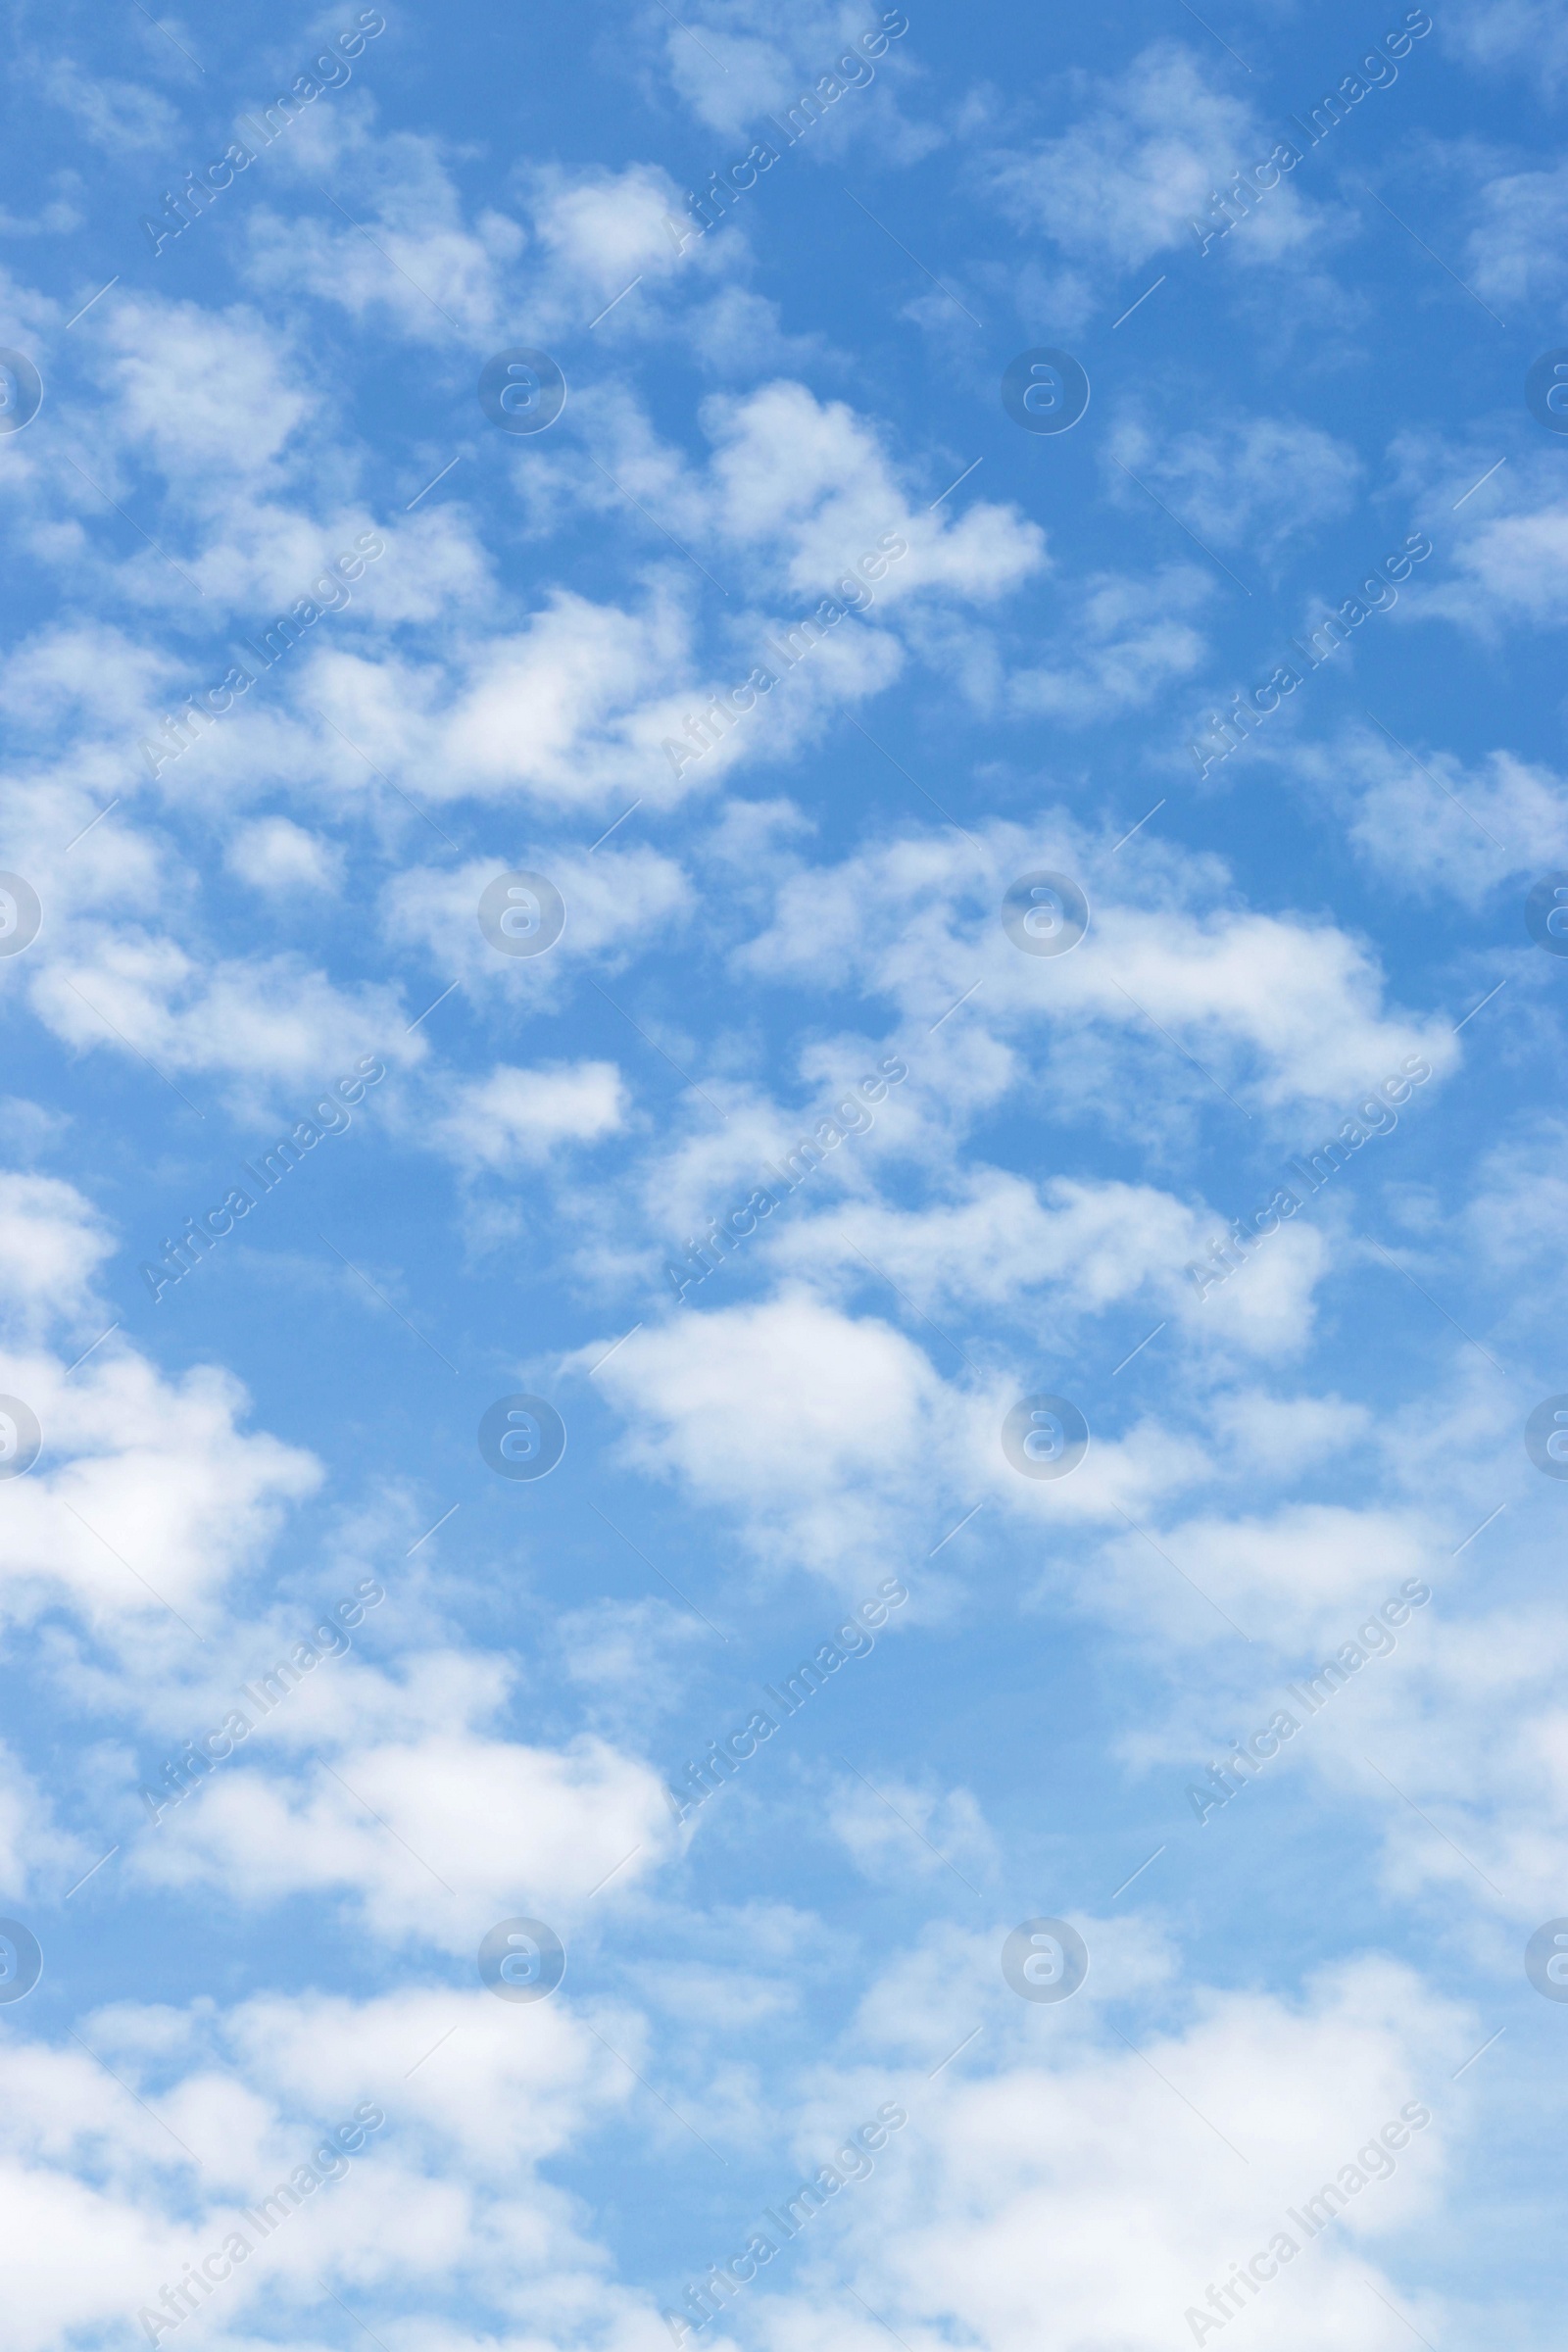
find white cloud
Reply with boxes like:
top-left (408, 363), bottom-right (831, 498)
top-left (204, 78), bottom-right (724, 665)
top-left (1405, 453), bottom-right (1568, 632)
top-left (426, 1060), bottom-right (628, 1174)
top-left (1464, 157), bottom-right (1568, 303)
top-left (242, 113), bottom-right (529, 344)
top-left (310, 580), bottom-right (715, 811)
top-left (0, 1741), bottom-right (87, 1898)
top-left (1006, 564), bottom-right (1211, 721)
top-left (0, 1169), bottom-right (114, 1338)
top-left (758, 1171), bottom-right (1327, 1358)
top-left (436, 589), bottom-right (705, 803)
top-left (829, 1772), bottom-right (997, 1886)
top-left (1104, 1501), bottom-right (1438, 1652)
top-left (1108, 416), bottom-right (1362, 558)
top-left (0, 1933), bottom-right (1480, 2352)
top-left (790, 1945), bottom-right (1467, 2352)
top-left (1443, 0), bottom-right (1568, 91)
top-left (0, 1343), bottom-right (319, 1625)
top-left (1353, 1600), bottom-right (1568, 1921)
top-left (0, 1158), bottom-right (320, 1632)
top-left (1271, 724), bottom-right (1568, 901)
top-left (0, 1976), bottom-right (651, 2352)
top-left (0, 176), bottom-right (82, 237)
top-left (982, 45), bottom-right (1329, 284)
top-left (241, 115), bottom-right (728, 346)
top-left (27, 934), bottom-right (416, 1102)
top-left (381, 846), bottom-right (693, 996)
top-left (39, 59), bottom-right (178, 151)
top-left (225, 815), bottom-right (343, 894)
top-left (645, 0), bottom-right (936, 160)
top-left (93, 293), bottom-right (314, 490)
top-left (694, 379), bottom-right (1045, 606)
top-left (132, 1723), bottom-right (675, 1948)
top-left (735, 818), bottom-right (1456, 1114)
top-left (528, 160), bottom-right (722, 297)
top-left (583, 1291), bottom-right (956, 1571)
top-left (1460, 1121), bottom-right (1568, 1271)
top-left (0, 620), bottom-right (173, 738)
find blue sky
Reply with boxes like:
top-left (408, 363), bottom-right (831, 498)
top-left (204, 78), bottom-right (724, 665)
top-left (3, 0), bottom-right (1568, 2346)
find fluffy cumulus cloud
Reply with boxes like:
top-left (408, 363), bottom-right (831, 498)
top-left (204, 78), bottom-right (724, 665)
top-left (0, 1163), bottom-right (318, 1626)
top-left (220, 374), bottom-right (1049, 817)
top-left (756, 1170), bottom-right (1331, 1359)
top-left (225, 813), bottom-right (344, 893)
top-left (1395, 449), bottom-right (1568, 633)
top-left (27, 940), bottom-right (414, 1097)
top-left (133, 1718), bottom-right (676, 1947)
top-left (982, 43), bottom-right (1329, 296)
top-left (1108, 416), bottom-right (1363, 561)
top-left (1463, 157), bottom-right (1568, 305)
top-left (0, 1169), bottom-right (115, 1337)
top-left (1443, 0), bottom-right (1568, 89)
top-left (587, 1291), bottom-right (957, 1568)
top-left (788, 1948), bottom-right (1468, 2352)
top-left (694, 379), bottom-right (1044, 605)
top-left (643, 0), bottom-right (934, 154)
top-left (733, 820), bottom-right (1454, 1113)
top-left (318, 582), bottom-right (703, 808)
top-left (0, 1978), bottom-right (654, 2352)
top-left (0, 1344), bottom-right (319, 1623)
top-left (1005, 562), bottom-right (1213, 719)
top-left (425, 1059), bottom-right (628, 1173)
top-left (1271, 724), bottom-right (1568, 900)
